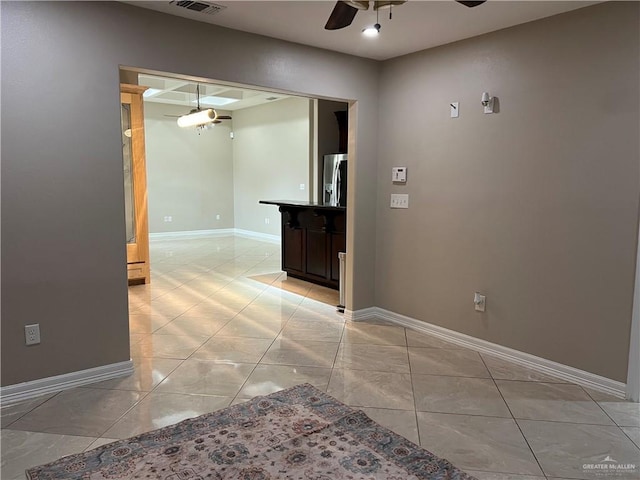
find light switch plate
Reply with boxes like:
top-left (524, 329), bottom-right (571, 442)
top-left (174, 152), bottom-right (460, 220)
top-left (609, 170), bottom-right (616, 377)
top-left (390, 194), bottom-right (409, 209)
top-left (450, 102), bottom-right (459, 118)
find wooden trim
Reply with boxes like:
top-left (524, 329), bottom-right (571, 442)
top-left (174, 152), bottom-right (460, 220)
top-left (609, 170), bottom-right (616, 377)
top-left (126, 243), bottom-right (139, 259)
top-left (121, 85), bottom-right (151, 284)
top-left (120, 83), bottom-right (148, 95)
top-left (130, 89), bottom-right (150, 282)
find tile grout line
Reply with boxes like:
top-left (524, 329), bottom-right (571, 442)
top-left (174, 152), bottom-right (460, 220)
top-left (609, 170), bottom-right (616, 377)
top-left (227, 282), bottom-right (337, 405)
top-left (325, 308), bottom-right (348, 397)
top-left (579, 384), bottom-right (640, 452)
top-left (1, 391), bottom-right (64, 430)
top-left (479, 354), bottom-right (547, 478)
top-left (406, 326), bottom-right (423, 447)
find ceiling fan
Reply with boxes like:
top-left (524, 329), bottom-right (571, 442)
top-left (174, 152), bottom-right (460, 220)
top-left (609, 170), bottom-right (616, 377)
top-left (164, 84), bottom-right (232, 127)
top-left (324, 0), bottom-right (486, 30)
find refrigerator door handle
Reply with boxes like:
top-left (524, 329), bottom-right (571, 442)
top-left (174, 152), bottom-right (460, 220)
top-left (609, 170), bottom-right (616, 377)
top-left (330, 160), bottom-right (340, 206)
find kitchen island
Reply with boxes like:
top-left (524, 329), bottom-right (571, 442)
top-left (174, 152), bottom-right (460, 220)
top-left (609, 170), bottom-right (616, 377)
top-left (259, 200), bottom-right (346, 290)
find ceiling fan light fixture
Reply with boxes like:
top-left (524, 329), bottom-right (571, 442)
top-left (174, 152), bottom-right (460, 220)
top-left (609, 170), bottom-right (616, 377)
top-left (177, 108), bottom-right (218, 128)
top-left (373, 0), bottom-right (405, 10)
top-left (343, 1), bottom-right (370, 10)
top-left (362, 23), bottom-right (381, 36)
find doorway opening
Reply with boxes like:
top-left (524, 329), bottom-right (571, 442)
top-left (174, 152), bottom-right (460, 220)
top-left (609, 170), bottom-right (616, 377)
top-left (120, 69), bottom-right (352, 371)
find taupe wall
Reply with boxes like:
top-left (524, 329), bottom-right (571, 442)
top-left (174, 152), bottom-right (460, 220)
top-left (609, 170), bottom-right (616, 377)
top-left (0, 2), bottom-right (379, 386)
top-left (376, 2), bottom-right (639, 381)
top-left (144, 103), bottom-right (234, 233)
top-left (232, 97), bottom-right (311, 236)
top-left (2, 1), bottom-right (636, 388)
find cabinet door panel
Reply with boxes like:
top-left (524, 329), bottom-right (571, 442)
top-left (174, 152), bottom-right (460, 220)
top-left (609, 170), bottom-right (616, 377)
top-left (306, 229), bottom-right (328, 278)
top-left (283, 227), bottom-right (304, 273)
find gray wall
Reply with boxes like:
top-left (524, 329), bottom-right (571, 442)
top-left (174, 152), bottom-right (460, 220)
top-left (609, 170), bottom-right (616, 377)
top-left (0, 1), bottom-right (379, 386)
top-left (376, 2), bottom-right (639, 382)
top-left (232, 97), bottom-right (311, 236)
top-left (144, 102), bottom-right (235, 233)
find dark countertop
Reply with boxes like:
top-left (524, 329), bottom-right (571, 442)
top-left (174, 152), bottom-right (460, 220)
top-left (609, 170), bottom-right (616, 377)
top-left (259, 200), bottom-right (346, 211)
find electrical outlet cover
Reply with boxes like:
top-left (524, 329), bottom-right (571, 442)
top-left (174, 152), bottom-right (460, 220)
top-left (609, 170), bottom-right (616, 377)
top-left (25, 324), bottom-right (41, 345)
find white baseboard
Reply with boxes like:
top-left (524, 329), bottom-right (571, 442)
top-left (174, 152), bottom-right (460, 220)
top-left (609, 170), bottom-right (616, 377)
top-left (149, 229), bottom-right (235, 240)
top-left (344, 307), bottom-right (378, 322)
top-left (0, 360), bottom-right (134, 407)
top-left (149, 229), bottom-right (280, 244)
top-left (346, 307), bottom-right (627, 399)
top-left (233, 229), bottom-right (281, 244)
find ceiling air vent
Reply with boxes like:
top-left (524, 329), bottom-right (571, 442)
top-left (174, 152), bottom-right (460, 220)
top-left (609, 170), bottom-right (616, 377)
top-left (170, 1), bottom-right (226, 15)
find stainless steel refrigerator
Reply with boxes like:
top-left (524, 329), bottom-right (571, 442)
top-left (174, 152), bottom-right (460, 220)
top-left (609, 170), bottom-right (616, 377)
top-left (323, 154), bottom-right (347, 206)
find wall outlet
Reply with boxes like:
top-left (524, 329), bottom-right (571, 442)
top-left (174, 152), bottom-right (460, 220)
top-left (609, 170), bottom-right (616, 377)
top-left (216, 214), bottom-right (220, 220)
top-left (474, 293), bottom-right (486, 312)
top-left (163, 216), bottom-right (172, 222)
top-left (390, 194), bottom-right (409, 209)
top-left (264, 217), bottom-right (270, 225)
top-left (299, 183), bottom-right (305, 190)
top-left (25, 324), bottom-right (41, 345)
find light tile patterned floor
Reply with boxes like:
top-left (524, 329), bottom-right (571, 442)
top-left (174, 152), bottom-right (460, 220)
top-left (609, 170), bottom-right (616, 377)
top-left (1, 235), bottom-right (639, 479)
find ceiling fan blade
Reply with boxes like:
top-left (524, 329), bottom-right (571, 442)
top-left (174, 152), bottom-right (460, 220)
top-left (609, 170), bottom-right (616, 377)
top-left (216, 115), bottom-right (232, 120)
top-left (325, 1), bottom-right (360, 30)
top-left (455, 0), bottom-right (486, 7)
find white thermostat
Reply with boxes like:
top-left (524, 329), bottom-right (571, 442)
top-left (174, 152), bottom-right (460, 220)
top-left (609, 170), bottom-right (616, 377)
top-left (392, 167), bottom-right (407, 183)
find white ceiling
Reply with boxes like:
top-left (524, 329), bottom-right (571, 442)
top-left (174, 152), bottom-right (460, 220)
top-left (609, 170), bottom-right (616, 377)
top-left (128, 1), bottom-right (597, 60)
top-left (138, 73), bottom-right (292, 111)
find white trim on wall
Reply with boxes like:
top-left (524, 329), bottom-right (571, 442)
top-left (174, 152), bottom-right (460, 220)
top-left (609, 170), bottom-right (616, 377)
top-left (0, 360), bottom-right (134, 407)
top-left (233, 229), bottom-right (281, 244)
top-left (149, 229), bottom-right (235, 240)
top-left (149, 229), bottom-right (280, 244)
top-left (345, 307), bottom-right (628, 399)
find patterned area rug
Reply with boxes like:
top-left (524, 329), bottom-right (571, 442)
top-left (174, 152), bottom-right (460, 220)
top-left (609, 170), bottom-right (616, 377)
top-left (27, 384), bottom-right (476, 479)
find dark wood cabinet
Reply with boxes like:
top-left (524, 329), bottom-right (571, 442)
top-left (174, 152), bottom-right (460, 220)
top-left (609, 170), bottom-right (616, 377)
top-left (260, 201), bottom-right (346, 290)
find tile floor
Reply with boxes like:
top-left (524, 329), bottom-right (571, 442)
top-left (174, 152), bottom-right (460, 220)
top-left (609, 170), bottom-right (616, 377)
top-left (2, 235), bottom-right (639, 479)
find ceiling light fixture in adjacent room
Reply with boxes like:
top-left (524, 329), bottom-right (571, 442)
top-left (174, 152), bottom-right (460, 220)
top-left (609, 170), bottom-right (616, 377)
top-left (177, 83), bottom-right (219, 128)
top-left (177, 108), bottom-right (218, 127)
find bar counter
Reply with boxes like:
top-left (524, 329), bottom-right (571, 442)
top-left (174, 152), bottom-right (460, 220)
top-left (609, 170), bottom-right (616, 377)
top-left (260, 200), bottom-right (346, 290)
